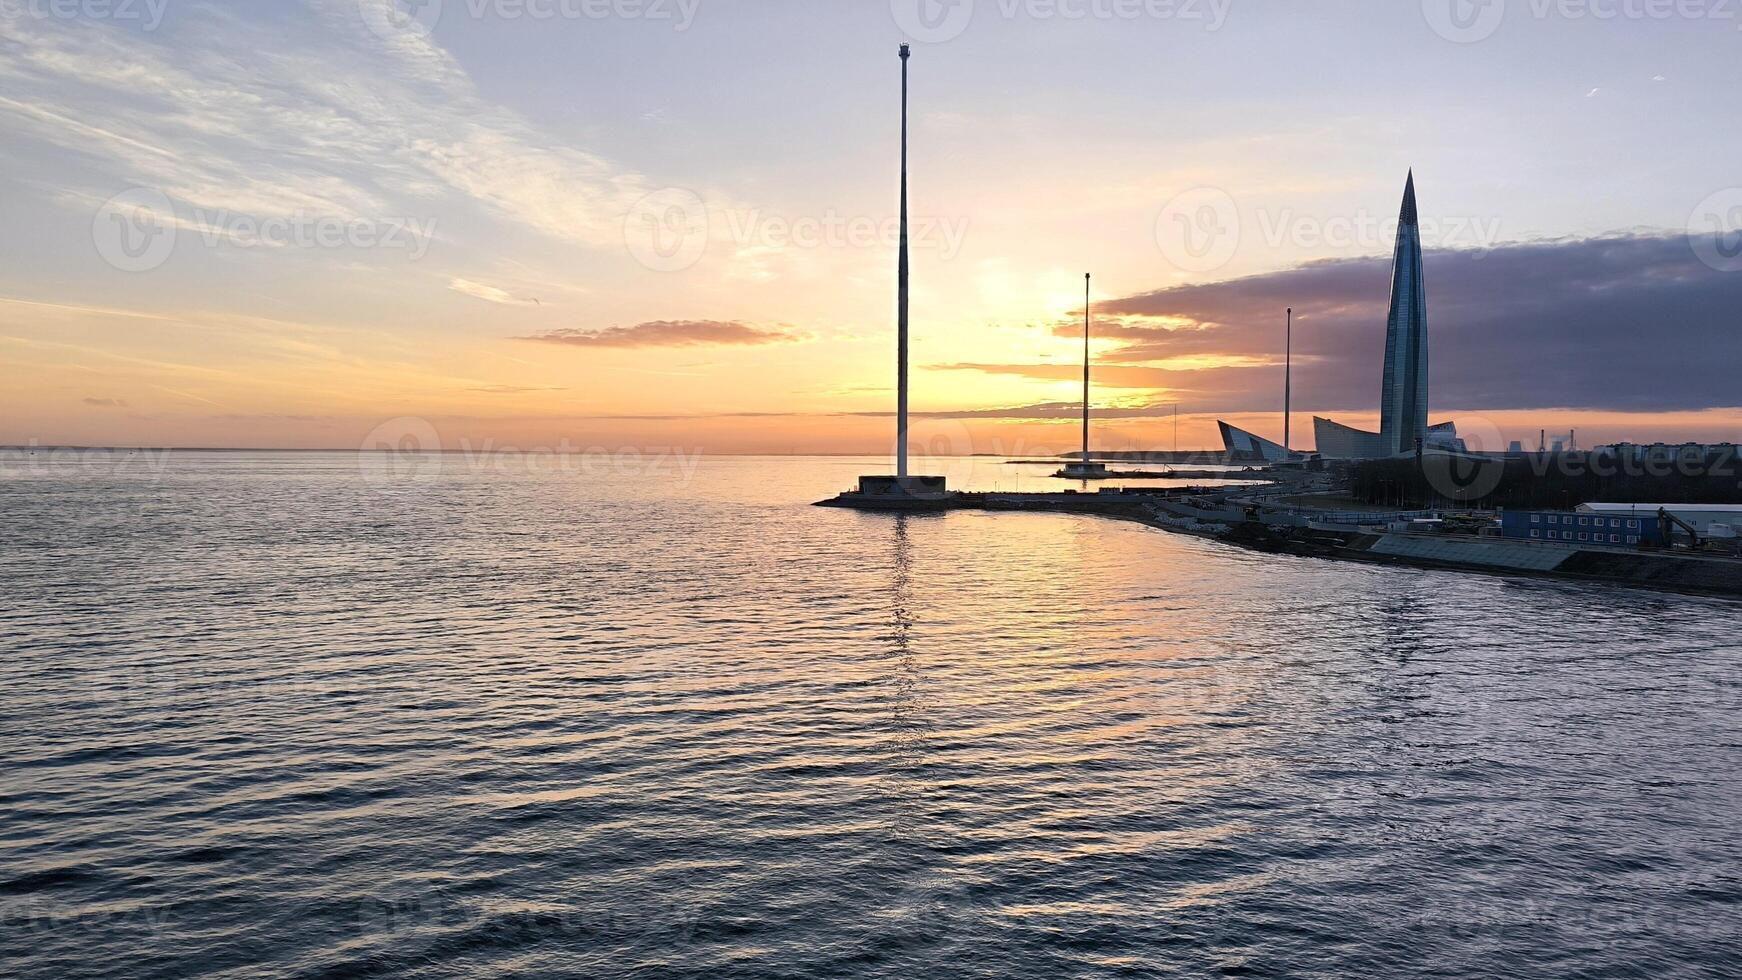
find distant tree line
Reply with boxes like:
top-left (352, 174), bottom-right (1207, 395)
top-left (1350, 449), bottom-right (1742, 509)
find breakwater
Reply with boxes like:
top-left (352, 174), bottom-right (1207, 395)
top-left (818, 488), bottom-right (1742, 598)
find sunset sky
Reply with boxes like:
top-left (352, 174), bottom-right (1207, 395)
top-left (3, 0), bottom-right (1741, 455)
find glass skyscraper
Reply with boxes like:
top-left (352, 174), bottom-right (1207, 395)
top-left (1377, 171), bottom-right (1429, 457)
top-left (1221, 172), bottom-right (1460, 461)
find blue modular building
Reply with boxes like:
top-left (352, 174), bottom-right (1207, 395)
top-left (1500, 510), bottom-right (1664, 547)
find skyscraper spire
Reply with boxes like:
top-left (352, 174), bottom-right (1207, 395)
top-left (1379, 170), bottom-right (1429, 456)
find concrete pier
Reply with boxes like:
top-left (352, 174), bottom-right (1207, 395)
top-left (816, 485), bottom-right (1742, 597)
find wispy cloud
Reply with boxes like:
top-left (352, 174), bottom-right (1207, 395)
top-left (466, 384), bottom-right (568, 394)
top-left (82, 397), bottom-right (128, 408)
top-left (211, 414), bottom-right (336, 425)
top-left (449, 278), bottom-right (540, 307)
top-left (0, 4), bottom-right (653, 247)
top-left (0, 296), bottom-right (183, 322)
top-left (520, 320), bottom-right (803, 349)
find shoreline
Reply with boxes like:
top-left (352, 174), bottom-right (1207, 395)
top-left (818, 488), bottom-right (1742, 600)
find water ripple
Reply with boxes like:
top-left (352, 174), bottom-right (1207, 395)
top-left (2, 453), bottom-right (1739, 978)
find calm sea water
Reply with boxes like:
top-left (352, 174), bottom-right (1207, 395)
top-left (2, 451), bottom-right (1739, 979)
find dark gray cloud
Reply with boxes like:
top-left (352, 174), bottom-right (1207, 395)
top-left (1023, 233), bottom-right (1742, 414)
top-left (520, 320), bottom-right (801, 349)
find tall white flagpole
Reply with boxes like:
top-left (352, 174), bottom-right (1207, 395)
top-left (896, 43), bottom-right (911, 480)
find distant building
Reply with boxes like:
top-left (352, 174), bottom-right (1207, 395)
top-left (1312, 417), bottom-right (1462, 459)
top-left (1578, 502), bottom-right (1742, 535)
top-left (1224, 173), bottom-right (1461, 460)
top-left (1218, 422), bottom-right (1292, 463)
top-left (1501, 510), bottom-right (1663, 547)
top-left (1595, 443), bottom-right (1741, 464)
top-left (1379, 170), bottom-right (1429, 457)
top-left (1309, 417), bottom-right (1383, 459)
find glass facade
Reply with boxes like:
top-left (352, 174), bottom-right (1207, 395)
top-left (1378, 172), bottom-right (1429, 457)
top-left (1500, 510), bottom-right (1663, 547)
top-left (1269, 174), bottom-right (1444, 461)
top-left (1311, 416), bottom-right (1387, 459)
top-left (1218, 421), bottom-right (1292, 462)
